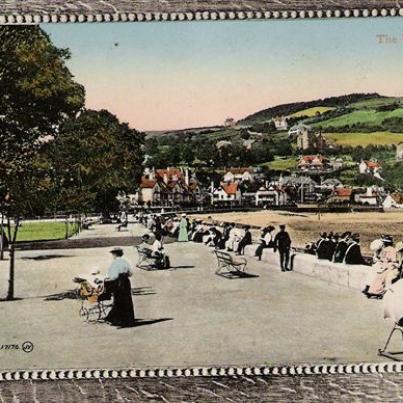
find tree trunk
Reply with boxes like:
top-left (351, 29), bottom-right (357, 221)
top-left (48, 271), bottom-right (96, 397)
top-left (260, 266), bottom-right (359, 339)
top-left (6, 244), bottom-right (15, 300)
top-left (6, 217), bottom-right (19, 301)
top-left (65, 218), bottom-right (68, 239)
top-left (0, 214), bottom-right (4, 261)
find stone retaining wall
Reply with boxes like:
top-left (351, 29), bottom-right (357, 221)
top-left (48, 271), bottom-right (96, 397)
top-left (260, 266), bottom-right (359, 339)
top-left (244, 244), bottom-right (368, 291)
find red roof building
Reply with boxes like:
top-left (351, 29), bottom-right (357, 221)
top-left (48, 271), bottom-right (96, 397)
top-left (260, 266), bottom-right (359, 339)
top-left (297, 155), bottom-right (331, 172)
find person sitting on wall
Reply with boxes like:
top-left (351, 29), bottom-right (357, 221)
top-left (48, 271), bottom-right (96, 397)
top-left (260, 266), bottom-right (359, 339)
top-left (204, 226), bottom-right (222, 247)
top-left (304, 241), bottom-right (317, 255)
top-left (363, 236), bottom-right (400, 298)
top-left (188, 219), bottom-right (198, 239)
top-left (327, 233), bottom-right (340, 261)
top-left (236, 226), bottom-right (252, 255)
top-left (343, 233), bottom-right (366, 265)
top-left (226, 225), bottom-right (240, 252)
top-left (333, 231), bottom-right (352, 263)
top-left (217, 223), bottom-right (232, 250)
top-left (192, 220), bottom-right (207, 242)
top-left (316, 232), bottom-right (330, 260)
top-left (255, 225), bottom-right (275, 261)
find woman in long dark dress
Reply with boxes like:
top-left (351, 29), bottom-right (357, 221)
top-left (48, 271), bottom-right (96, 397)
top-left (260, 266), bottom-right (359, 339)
top-left (104, 247), bottom-right (135, 327)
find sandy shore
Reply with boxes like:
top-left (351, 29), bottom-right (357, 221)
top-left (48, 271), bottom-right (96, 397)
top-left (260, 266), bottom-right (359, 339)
top-left (190, 210), bottom-right (403, 253)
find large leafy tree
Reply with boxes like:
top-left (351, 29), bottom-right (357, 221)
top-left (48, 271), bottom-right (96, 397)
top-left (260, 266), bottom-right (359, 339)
top-left (48, 109), bottom-right (144, 216)
top-left (0, 26), bottom-right (85, 299)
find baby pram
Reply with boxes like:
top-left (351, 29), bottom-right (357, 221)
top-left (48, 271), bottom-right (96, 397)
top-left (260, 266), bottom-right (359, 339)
top-left (378, 280), bottom-right (403, 360)
top-left (73, 272), bottom-right (111, 322)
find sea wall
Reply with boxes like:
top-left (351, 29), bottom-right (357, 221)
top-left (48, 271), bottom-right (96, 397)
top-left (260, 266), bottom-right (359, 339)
top-left (244, 244), bottom-right (368, 291)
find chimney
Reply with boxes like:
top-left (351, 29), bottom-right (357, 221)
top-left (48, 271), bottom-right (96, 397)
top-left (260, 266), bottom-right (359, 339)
top-left (211, 181), bottom-right (215, 193)
top-left (265, 180), bottom-right (269, 189)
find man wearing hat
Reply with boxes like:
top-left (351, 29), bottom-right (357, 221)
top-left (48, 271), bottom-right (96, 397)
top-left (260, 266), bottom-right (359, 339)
top-left (274, 224), bottom-right (292, 271)
top-left (316, 232), bottom-right (329, 260)
top-left (327, 233), bottom-right (340, 261)
top-left (343, 233), bottom-right (366, 265)
top-left (255, 225), bottom-right (275, 261)
top-left (333, 231), bottom-right (351, 263)
top-left (236, 225), bottom-right (252, 255)
top-left (104, 247), bottom-right (135, 327)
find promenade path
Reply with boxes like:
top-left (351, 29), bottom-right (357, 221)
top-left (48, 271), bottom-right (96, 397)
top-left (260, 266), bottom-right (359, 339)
top-left (0, 223), bottom-right (395, 371)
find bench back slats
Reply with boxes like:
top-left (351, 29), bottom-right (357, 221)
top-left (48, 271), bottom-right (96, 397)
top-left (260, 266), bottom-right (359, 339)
top-left (214, 250), bottom-right (235, 265)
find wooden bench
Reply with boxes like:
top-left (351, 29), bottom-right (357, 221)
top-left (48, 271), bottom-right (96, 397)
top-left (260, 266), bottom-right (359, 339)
top-left (135, 245), bottom-right (168, 270)
top-left (214, 250), bottom-right (247, 276)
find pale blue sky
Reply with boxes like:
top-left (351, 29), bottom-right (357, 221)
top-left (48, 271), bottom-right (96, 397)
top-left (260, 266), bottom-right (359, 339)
top-left (44, 18), bottom-right (403, 130)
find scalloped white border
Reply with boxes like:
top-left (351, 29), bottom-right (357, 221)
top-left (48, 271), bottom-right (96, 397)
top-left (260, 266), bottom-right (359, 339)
top-left (1, 4), bottom-right (403, 382)
top-left (0, 7), bottom-right (402, 24)
top-left (1, 362), bottom-right (403, 381)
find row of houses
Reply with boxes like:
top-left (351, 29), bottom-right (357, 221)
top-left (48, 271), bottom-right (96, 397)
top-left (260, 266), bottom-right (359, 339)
top-left (133, 167), bottom-right (205, 206)
top-left (131, 165), bottom-right (402, 209)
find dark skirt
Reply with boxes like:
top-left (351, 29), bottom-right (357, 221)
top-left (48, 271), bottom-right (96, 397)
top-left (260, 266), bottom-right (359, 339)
top-left (105, 275), bottom-right (135, 327)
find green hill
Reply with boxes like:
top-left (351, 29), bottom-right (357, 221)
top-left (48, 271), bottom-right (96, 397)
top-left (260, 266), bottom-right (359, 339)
top-left (238, 93), bottom-right (382, 125)
top-left (291, 106), bottom-right (335, 118)
top-left (324, 131), bottom-right (403, 146)
top-left (313, 108), bottom-right (403, 130)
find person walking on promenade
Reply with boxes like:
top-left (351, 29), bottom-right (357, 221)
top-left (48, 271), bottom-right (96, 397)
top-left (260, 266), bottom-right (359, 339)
top-left (274, 224), bottom-right (292, 271)
top-left (178, 214), bottom-right (189, 242)
top-left (104, 247), bottom-right (135, 328)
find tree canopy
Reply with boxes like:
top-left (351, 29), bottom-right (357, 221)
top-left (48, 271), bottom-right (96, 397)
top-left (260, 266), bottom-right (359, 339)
top-left (48, 109), bottom-right (144, 215)
top-left (0, 26), bottom-right (85, 219)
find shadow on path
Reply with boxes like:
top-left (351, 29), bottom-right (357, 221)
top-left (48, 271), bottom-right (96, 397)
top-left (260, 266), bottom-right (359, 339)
top-left (21, 254), bottom-right (74, 261)
top-left (131, 287), bottom-right (156, 296)
top-left (169, 265), bottom-right (195, 271)
top-left (115, 318), bottom-right (173, 329)
top-left (216, 271), bottom-right (260, 279)
top-left (42, 287), bottom-right (156, 301)
top-left (45, 289), bottom-right (77, 301)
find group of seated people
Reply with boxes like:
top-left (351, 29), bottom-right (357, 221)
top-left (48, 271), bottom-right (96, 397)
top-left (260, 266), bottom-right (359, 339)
top-left (137, 213), bottom-right (183, 239)
top-left (188, 220), bottom-right (253, 255)
top-left (362, 235), bottom-right (403, 298)
top-left (305, 231), bottom-right (366, 265)
top-left (303, 230), bottom-right (403, 299)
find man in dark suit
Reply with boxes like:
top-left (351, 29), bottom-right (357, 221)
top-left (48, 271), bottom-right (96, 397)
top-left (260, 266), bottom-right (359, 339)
top-left (274, 224), bottom-right (292, 271)
top-left (236, 226), bottom-right (252, 255)
top-left (333, 231), bottom-right (351, 263)
top-left (316, 232), bottom-right (329, 260)
top-left (344, 233), bottom-right (366, 265)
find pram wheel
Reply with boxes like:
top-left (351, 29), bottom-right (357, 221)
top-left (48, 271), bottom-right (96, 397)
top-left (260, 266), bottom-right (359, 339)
top-left (79, 304), bottom-right (89, 321)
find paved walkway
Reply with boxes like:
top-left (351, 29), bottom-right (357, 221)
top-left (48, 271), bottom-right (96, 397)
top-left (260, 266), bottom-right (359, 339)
top-left (0, 224), bottom-right (395, 371)
top-left (76, 223), bottom-right (141, 238)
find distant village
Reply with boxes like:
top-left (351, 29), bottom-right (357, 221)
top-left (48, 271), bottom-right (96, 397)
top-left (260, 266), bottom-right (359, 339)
top-left (129, 115), bottom-right (403, 211)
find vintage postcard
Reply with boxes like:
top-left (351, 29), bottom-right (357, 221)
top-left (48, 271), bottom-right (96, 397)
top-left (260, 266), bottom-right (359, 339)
top-left (1, 17), bottom-right (403, 375)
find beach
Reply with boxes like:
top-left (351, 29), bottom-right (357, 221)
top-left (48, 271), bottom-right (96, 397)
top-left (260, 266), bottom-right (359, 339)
top-left (190, 210), bottom-right (403, 254)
